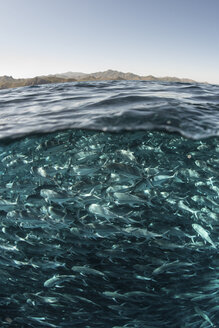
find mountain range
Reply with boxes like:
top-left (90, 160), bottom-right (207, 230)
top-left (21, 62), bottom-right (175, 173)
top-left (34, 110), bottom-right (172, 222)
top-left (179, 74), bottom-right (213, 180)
top-left (0, 69), bottom-right (197, 90)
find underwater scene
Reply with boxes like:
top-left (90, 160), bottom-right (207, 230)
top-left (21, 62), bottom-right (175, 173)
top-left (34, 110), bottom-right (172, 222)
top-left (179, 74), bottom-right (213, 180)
top-left (0, 80), bottom-right (218, 327)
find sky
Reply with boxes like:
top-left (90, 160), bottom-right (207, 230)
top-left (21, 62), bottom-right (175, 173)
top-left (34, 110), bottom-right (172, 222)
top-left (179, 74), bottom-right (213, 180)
top-left (0, 0), bottom-right (219, 84)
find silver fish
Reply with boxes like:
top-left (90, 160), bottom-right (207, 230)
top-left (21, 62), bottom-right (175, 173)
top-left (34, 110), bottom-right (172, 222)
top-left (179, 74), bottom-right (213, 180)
top-left (88, 203), bottom-right (119, 220)
top-left (106, 162), bottom-right (141, 178)
top-left (178, 200), bottom-right (199, 218)
top-left (192, 223), bottom-right (216, 248)
top-left (71, 265), bottom-right (105, 277)
top-left (103, 291), bottom-right (125, 300)
top-left (114, 192), bottom-right (145, 207)
top-left (122, 227), bottom-right (161, 239)
top-left (44, 274), bottom-right (76, 288)
top-left (40, 189), bottom-right (74, 205)
top-left (0, 198), bottom-right (19, 211)
top-left (27, 317), bottom-right (58, 328)
top-left (194, 306), bottom-right (215, 327)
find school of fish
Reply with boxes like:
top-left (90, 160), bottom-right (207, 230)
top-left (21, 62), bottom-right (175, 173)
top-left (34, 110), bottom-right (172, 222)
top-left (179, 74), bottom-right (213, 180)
top-left (0, 129), bottom-right (218, 327)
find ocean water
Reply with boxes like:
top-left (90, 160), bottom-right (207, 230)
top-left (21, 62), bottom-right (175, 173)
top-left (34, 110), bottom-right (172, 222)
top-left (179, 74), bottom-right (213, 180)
top-left (0, 80), bottom-right (218, 327)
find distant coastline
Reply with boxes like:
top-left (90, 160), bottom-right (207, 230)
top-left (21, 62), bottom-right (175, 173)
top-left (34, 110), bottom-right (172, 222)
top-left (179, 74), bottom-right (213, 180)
top-left (0, 69), bottom-right (198, 90)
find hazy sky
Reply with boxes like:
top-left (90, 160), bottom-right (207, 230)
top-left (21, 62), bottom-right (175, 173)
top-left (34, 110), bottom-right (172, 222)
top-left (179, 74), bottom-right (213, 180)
top-left (1, 0), bottom-right (219, 83)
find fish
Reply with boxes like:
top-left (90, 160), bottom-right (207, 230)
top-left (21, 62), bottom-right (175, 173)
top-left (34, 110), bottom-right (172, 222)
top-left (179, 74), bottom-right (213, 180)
top-left (178, 200), bottom-right (199, 218)
top-left (37, 167), bottom-right (47, 178)
top-left (26, 317), bottom-right (58, 328)
top-left (88, 203), bottom-right (120, 220)
top-left (192, 223), bottom-right (216, 248)
top-left (134, 275), bottom-right (155, 281)
top-left (71, 265), bottom-right (106, 277)
top-left (152, 260), bottom-right (194, 275)
top-left (106, 162), bottom-right (141, 179)
top-left (122, 227), bottom-right (162, 239)
top-left (72, 165), bottom-right (99, 176)
top-left (40, 189), bottom-right (75, 205)
top-left (102, 291), bottom-right (125, 300)
top-left (73, 295), bottom-right (100, 307)
top-left (132, 178), bottom-right (154, 192)
top-left (0, 198), bottom-right (19, 211)
top-left (74, 150), bottom-right (100, 163)
top-left (25, 194), bottom-right (45, 207)
top-left (117, 149), bottom-right (136, 161)
top-left (123, 291), bottom-right (153, 299)
top-left (150, 172), bottom-right (179, 186)
top-left (41, 205), bottom-right (67, 221)
top-left (113, 192), bottom-right (146, 207)
top-left (194, 306), bottom-right (215, 327)
top-left (43, 274), bottom-right (76, 288)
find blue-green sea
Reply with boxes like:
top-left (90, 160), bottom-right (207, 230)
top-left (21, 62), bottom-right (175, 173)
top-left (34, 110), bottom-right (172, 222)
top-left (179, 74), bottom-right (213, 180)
top-left (0, 81), bottom-right (218, 327)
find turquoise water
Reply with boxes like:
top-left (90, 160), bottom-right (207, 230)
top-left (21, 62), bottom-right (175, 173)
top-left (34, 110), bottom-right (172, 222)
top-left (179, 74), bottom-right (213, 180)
top-left (0, 81), bottom-right (218, 327)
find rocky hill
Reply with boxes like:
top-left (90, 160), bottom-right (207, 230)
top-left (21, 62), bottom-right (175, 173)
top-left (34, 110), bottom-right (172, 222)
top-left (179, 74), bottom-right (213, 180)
top-left (52, 72), bottom-right (86, 79)
top-left (76, 70), bottom-right (196, 83)
top-left (0, 70), bottom-right (197, 90)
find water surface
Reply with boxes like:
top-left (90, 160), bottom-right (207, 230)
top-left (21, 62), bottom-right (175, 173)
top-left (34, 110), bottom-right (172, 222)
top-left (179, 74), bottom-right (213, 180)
top-left (0, 81), bottom-right (218, 327)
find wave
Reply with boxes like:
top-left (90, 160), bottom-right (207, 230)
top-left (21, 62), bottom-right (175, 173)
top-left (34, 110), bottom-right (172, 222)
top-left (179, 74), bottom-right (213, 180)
top-left (0, 80), bottom-right (218, 140)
